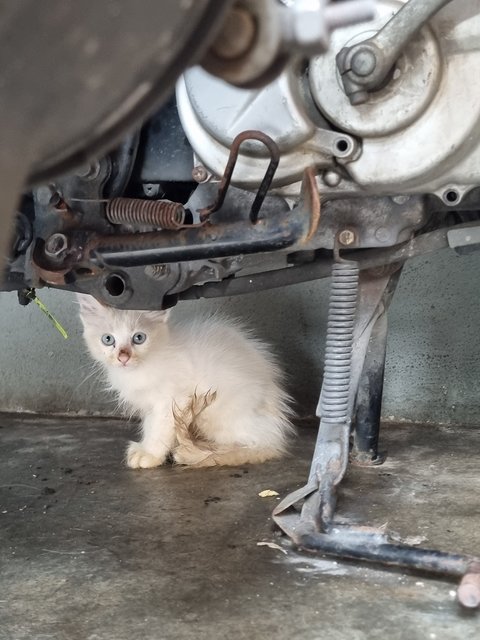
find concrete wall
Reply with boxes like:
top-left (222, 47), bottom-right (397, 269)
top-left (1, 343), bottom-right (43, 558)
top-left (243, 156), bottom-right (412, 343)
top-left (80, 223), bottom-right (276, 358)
top-left (0, 247), bottom-right (478, 424)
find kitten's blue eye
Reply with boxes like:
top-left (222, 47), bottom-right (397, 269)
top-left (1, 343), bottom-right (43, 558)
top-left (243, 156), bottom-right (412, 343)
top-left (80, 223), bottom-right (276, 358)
top-left (132, 332), bottom-right (147, 345)
top-left (101, 334), bottom-right (115, 346)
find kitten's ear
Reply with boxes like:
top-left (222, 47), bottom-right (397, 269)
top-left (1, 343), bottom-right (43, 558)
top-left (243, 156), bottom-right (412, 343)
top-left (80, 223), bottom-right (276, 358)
top-left (76, 293), bottom-right (106, 319)
top-left (143, 308), bottom-right (171, 324)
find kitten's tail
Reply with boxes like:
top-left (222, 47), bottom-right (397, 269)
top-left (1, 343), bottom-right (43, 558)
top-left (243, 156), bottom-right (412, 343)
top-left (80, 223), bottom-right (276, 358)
top-left (174, 446), bottom-right (284, 468)
top-left (172, 389), bottom-right (217, 452)
top-left (172, 388), bottom-right (292, 467)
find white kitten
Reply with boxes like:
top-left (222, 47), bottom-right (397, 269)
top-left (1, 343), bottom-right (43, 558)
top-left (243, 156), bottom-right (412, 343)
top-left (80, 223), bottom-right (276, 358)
top-left (77, 295), bottom-right (294, 468)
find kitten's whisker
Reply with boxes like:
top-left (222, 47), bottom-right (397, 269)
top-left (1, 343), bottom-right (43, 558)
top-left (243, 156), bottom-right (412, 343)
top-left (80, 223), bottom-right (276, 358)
top-left (65, 364), bottom-right (104, 412)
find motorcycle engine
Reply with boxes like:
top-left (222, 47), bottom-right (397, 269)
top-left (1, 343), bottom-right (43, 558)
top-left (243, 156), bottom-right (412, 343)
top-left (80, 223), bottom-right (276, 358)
top-left (178, 0), bottom-right (480, 207)
top-left (7, 0), bottom-right (480, 309)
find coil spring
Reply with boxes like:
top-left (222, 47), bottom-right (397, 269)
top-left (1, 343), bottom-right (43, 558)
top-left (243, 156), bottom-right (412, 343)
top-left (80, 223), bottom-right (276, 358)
top-left (320, 261), bottom-right (359, 424)
top-left (106, 197), bottom-right (185, 230)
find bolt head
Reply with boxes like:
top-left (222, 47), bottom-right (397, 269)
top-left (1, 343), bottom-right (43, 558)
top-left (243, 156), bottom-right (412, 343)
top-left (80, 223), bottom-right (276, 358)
top-left (291, 1), bottom-right (329, 54)
top-left (192, 166), bottom-right (209, 183)
top-left (351, 48), bottom-right (377, 77)
top-left (209, 6), bottom-right (257, 61)
top-left (45, 233), bottom-right (68, 257)
top-left (374, 226), bottom-right (389, 243)
top-left (76, 161), bottom-right (101, 180)
top-left (323, 170), bottom-right (341, 187)
top-left (338, 229), bottom-right (356, 246)
top-left (391, 195), bottom-right (411, 205)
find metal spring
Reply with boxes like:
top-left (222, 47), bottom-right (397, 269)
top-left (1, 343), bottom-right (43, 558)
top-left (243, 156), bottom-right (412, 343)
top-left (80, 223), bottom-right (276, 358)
top-left (320, 261), bottom-right (359, 424)
top-left (106, 197), bottom-right (186, 230)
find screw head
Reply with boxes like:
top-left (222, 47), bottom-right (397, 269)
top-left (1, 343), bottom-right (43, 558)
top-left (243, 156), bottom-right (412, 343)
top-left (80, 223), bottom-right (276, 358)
top-left (143, 183), bottom-right (160, 197)
top-left (338, 229), bottom-right (356, 246)
top-left (192, 166), bottom-right (209, 183)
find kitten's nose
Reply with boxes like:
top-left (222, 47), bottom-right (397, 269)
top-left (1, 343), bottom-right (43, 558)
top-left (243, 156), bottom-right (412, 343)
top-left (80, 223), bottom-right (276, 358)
top-left (117, 349), bottom-right (131, 365)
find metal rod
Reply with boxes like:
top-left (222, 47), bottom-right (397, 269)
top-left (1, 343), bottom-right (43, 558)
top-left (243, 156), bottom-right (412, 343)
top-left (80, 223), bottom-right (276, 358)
top-left (298, 531), bottom-right (477, 579)
top-left (180, 225), bottom-right (460, 300)
top-left (87, 210), bottom-right (306, 267)
top-left (198, 130), bottom-right (280, 222)
top-left (352, 267), bottom-right (403, 463)
top-left (371, 0), bottom-right (453, 67)
top-left (352, 314), bottom-right (387, 463)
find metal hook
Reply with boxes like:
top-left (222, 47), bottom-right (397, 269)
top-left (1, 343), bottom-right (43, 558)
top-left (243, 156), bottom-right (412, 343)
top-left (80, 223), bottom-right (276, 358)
top-left (198, 130), bottom-right (280, 224)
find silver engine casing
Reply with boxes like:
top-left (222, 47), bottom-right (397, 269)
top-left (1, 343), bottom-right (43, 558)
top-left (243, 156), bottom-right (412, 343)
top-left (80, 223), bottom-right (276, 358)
top-left (176, 0), bottom-right (480, 208)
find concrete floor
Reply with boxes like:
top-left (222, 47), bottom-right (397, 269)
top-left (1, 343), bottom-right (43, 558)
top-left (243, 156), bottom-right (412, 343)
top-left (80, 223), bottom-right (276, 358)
top-left (0, 415), bottom-right (478, 640)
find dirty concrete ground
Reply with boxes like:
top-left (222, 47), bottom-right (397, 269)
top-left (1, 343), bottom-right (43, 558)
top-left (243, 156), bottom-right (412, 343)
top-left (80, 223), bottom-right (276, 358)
top-left (0, 414), bottom-right (478, 640)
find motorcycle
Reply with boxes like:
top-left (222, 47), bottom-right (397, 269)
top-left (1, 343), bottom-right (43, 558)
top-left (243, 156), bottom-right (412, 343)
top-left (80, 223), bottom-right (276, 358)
top-left (2, 0), bottom-right (479, 606)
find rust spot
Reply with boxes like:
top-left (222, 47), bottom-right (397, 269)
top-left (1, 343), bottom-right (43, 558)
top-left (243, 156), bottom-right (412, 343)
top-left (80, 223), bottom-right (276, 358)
top-left (303, 167), bottom-right (321, 242)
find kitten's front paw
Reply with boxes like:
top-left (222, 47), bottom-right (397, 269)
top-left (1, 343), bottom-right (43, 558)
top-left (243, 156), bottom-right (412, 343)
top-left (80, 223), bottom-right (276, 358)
top-left (126, 442), bottom-right (166, 469)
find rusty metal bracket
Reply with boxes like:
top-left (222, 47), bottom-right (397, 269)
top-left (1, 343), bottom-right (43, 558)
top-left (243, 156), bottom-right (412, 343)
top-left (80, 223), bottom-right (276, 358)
top-left (198, 130), bottom-right (280, 223)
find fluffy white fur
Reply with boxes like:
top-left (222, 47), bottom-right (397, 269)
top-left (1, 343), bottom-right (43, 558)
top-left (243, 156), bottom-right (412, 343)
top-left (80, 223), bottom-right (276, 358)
top-left (78, 295), bottom-right (294, 469)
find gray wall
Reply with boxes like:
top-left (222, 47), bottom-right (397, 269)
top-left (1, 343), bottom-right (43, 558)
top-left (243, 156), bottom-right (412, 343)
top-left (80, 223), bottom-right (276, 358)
top-left (0, 248), bottom-right (478, 425)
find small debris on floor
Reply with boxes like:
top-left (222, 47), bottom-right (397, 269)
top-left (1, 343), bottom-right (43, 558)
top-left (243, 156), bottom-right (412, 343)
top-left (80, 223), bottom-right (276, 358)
top-left (257, 541), bottom-right (288, 555)
top-left (258, 489), bottom-right (279, 498)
